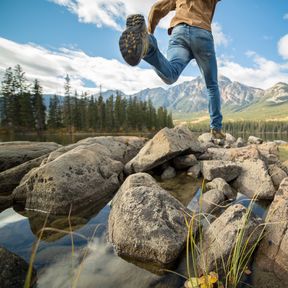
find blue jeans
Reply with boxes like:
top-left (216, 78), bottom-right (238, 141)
top-left (143, 24), bottom-right (223, 130)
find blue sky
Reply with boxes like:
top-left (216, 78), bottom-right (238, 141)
top-left (0, 0), bottom-right (287, 94)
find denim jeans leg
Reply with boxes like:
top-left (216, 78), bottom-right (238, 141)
top-left (143, 26), bottom-right (192, 85)
top-left (190, 28), bottom-right (223, 130)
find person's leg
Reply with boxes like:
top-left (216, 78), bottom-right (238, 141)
top-left (189, 27), bottom-right (223, 131)
top-left (143, 25), bottom-right (192, 85)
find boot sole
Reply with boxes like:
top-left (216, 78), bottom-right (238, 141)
top-left (119, 15), bottom-right (147, 66)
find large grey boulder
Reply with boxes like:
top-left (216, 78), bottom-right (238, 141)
top-left (13, 143), bottom-right (124, 215)
top-left (197, 204), bottom-right (263, 275)
top-left (206, 178), bottom-right (236, 200)
top-left (0, 154), bottom-right (47, 195)
top-left (0, 141), bottom-right (61, 172)
top-left (125, 125), bottom-right (203, 174)
top-left (256, 177), bottom-right (288, 283)
top-left (109, 173), bottom-right (189, 265)
top-left (232, 159), bottom-right (276, 200)
top-left (76, 136), bottom-right (147, 164)
top-left (201, 160), bottom-right (242, 182)
top-left (42, 136), bottom-right (146, 165)
top-left (0, 247), bottom-right (37, 288)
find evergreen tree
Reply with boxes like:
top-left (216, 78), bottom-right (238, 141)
top-left (14, 65), bottom-right (34, 128)
top-left (63, 74), bottom-right (72, 132)
top-left (0, 67), bottom-right (16, 128)
top-left (32, 79), bottom-right (46, 131)
top-left (48, 95), bottom-right (62, 129)
top-left (97, 94), bottom-right (105, 131)
top-left (105, 95), bottom-right (114, 131)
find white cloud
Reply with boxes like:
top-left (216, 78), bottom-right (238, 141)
top-left (50, 0), bottom-right (229, 47)
top-left (0, 37), bottom-right (192, 95)
top-left (278, 34), bottom-right (288, 59)
top-left (284, 13), bottom-right (288, 20)
top-left (212, 23), bottom-right (229, 47)
top-left (218, 51), bottom-right (288, 89)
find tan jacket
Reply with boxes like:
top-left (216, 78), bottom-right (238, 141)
top-left (148, 0), bottom-right (220, 35)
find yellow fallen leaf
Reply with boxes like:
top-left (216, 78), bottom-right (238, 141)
top-left (208, 272), bottom-right (218, 284)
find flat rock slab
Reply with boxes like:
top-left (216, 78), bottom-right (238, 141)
top-left (0, 141), bottom-right (61, 172)
top-left (256, 177), bottom-right (288, 283)
top-left (125, 125), bottom-right (203, 174)
top-left (201, 160), bottom-right (242, 182)
top-left (198, 204), bottom-right (263, 275)
top-left (0, 247), bottom-right (37, 288)
top-left (13, 143), bottom-right (124, 215)
top-left (207, 146), bottom-right (261, 162)
top-left (109, 173), bottom-right (189, 265)
top-left (232, 159), bottom-right (276, 200)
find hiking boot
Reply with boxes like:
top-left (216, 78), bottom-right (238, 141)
top-left (211, 129), bottom-right (226, 140)
top-left (119, 14), bottom-right (149, 66)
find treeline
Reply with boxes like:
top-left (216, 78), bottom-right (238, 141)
top-left (0, 65), bottom-right (173, 133)
top-left (189, 121), bottom-right (288, 134)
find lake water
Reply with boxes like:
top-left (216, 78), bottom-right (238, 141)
top-left (0, 171), bottom-right (285, 288)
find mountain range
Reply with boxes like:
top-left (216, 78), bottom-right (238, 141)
top-left (44, 75), bottom-right (288, 121)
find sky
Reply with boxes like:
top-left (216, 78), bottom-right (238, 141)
top-left (0, 0), bottom-right (288, 95)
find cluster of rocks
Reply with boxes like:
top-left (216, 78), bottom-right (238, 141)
top-left (107, 126), bottom-right (288, 280)
top-left (1, 126), bottom-right (288, 284)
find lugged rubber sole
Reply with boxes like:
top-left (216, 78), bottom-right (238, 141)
top-left (119, 14), bottom-right (147, 66)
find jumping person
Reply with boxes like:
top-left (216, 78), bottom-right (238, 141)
top-left (119, 0), bottom-right (226, 139)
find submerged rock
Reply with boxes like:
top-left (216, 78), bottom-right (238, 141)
top-left (161, 166), bottom-right (176, 180)
top-left (124, 125), bottom-right (203, 175)
top-left (13, 143), bottom-right (124, 215)
top-left (197, 204), bottom-right (263, 275)
top-left (0, 141), bottom-right (61, 172)
top-left (201, 160), bottom-right (241, 182)
top-left (187, 163), bottom-right (201, 179)
top-left (0, 247), bottom-right (37, 288)
top-left (256, 177), bottom-right (288, 283)
top-left (109, 173), bottom-right (190, 266)
top-left (232, 159), bottom-right (276, 200)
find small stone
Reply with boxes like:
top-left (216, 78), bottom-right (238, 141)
top-left (161, 166), bottom-right (176, 180)
top-left (206, 178), bottom-right (236, 200)
top-left (187, 164), bottom-right (201, 179)
top-left (248, 136), bottom-right (263, 145)
top-left (201, 189), bottom-right (226, 214)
